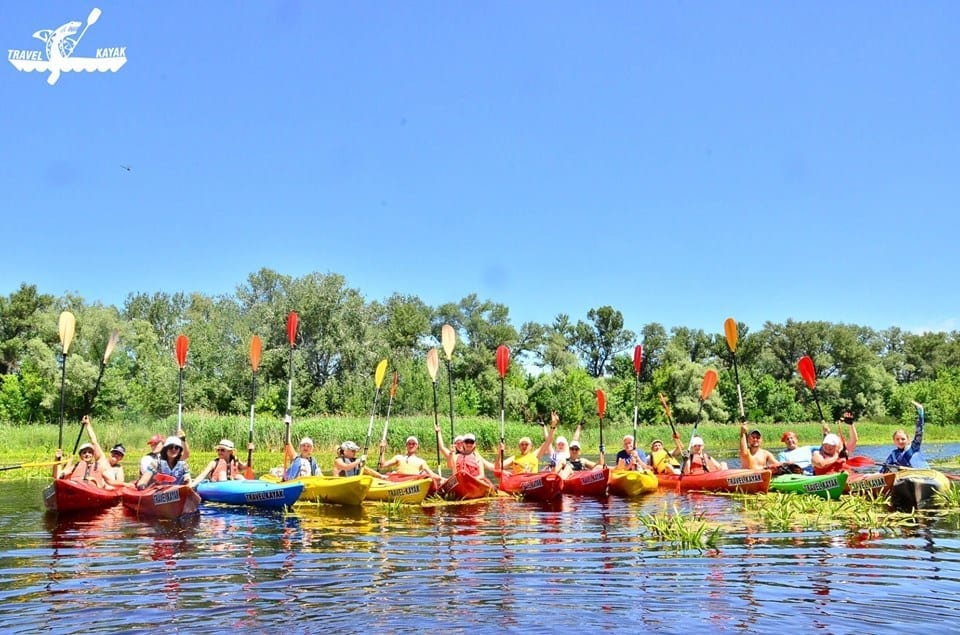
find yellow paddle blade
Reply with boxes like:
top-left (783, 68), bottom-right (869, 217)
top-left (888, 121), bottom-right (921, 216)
top-left (103, 329), bottom-right (120, 364)
top-left (724, 317), bottom-right (738, 353)
top-left (441, 324), bottom-right (456, 360)
top-left (700, 369), bottom-right (719, 401)
top-left (58, 311), bottom-right (76, 354)
top-left (374, 359), bottom-right (388, 388)
top-left (426, 348), bottom-right (439, 381)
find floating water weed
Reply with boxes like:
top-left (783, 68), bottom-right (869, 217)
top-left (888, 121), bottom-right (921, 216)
top-left (737, 492), bottom-right (917, 532)
top-left (637, 504), bottom-right (721, 551)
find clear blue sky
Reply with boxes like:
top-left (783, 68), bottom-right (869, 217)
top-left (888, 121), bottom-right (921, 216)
top-left (3, 3), bottom-right (958, 337)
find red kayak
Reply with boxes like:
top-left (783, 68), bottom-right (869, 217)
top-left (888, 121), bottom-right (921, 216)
top-left (498, 470), bottom-right (563, 501)
top-left (659, 468), bottom-right (771, 494)
top-left (439, 471), bottom-right (497, 501)
top-left (845, 471), bottom-right (896, 497)
top-left (43, 479), bottom-right (121, 514)
top-left (122, 483), bottom-right (201, 520)
top-left (562, 466), bottom-right (610, 497)
top-left (386, 471), bottom-right (439, 497)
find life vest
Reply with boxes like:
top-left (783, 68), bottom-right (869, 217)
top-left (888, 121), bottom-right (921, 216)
top-left (566, 458), bottom-right (586, 472)
top-left (687, 453), bottom-right (710, 475)
top-left (68, 460), bottom-right (105, 487)
top-left (650, 449), bottom-right (679, 474)
top-left (455, 452), bottom-right (481, 477)
top-left (210, 457), bottom-right (240, 481)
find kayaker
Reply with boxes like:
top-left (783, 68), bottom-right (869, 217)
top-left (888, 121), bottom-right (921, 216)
top-left (681, 437), bottom-right (727, 474)
top-left (498, 411), bottom-right (558, 474)
top-left (103, 444), bottom-right (126, 489)
top-left (435, 432), bottom-right (466, 472)
top-left (648, 434), bottom-right (683, 475)
top-left (556, 439), bottom-right (597, 478)
top-left (454, 433), bottom-right (495, 479)
top-left (135, 436), bottom-right (191, 489)
top-left (194, 439), bottom-right (248, 483)
top-left (615, 434), bottom-right (652, 472)
top-left (777, 424), bottom-right (830, 475)
top-left (738, 426), bottom-right (781, 471)
top-left (813, 413), bottom-right (859, 474)
top-left (139, 428), bottom-right (190, 476)
top-left (54, 442), bottom-right (107, 487)
top-left (284, 437), bottom-right (323, 480)
top-left (333, 441), bottom-right (384, 478)
top-left (380, 437), bottom-right (441, 483)
top-left (881, 401), bottom-right (929, 472)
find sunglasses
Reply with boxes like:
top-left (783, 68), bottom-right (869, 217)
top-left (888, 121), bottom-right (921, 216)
top-left (111, 452), bottom-right (124, 457)
top-left (463, 440), bottom-right (475, 444)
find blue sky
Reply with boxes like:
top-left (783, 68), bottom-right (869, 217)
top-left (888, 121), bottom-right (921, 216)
top-left (2, 2), bottom-right (958, 338)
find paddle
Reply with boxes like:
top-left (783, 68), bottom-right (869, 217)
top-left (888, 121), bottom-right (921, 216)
top-left (442, 324), bottom-right (457, 442)
top-left (360, 359), bottom-right (389, 469)
top-left (73, 328), bottom-right (120, 455)
top-left (56, 311), bottom-right (76, 450)
top-left (283, 311), bottom-right (299, 473)
top-left (174, 334), bottom-right (189, 434)
top-left (689, 369), bottom-right (718, 451)
top-left (658, 392), bottom-right (679, 439)
top-left (245, 335), bottom-right (262, 479)
top-left (596, 388), bottom-right (606, 466)
top-left (427, 348), bottom-right (441, 473)
top-left (724, 318), bottom-right (746, 422)
top-left (797, 355), bottom-right (826, 422)
top-left (631, 344), bottom-right (643, 447)
top-left (496, 345), bottom-right (509, 472)
top-left (0, 460), bottom-right (66, 472)
top-left (74, 8), bottom-right (102, 49)
top-left (377, 371), bottom-right (400, 469)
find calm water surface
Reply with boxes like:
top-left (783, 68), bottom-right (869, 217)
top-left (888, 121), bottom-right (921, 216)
top-left (2, 444), bottom-right (960, 634)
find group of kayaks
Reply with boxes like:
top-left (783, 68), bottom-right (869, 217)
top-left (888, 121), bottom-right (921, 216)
top-left (767, 466), bottom-right (953, 509)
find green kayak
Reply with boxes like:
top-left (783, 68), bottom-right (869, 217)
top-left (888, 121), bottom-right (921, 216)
top-left (769, 471), bottom-right (848, 499)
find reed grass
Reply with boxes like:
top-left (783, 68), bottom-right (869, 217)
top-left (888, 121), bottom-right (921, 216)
top-left (736, 491), bottom-right (919, 532)
top-left (637, 504), bottom-right (722, 551)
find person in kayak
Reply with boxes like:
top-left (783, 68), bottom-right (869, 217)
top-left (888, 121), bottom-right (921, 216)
top-left (194, 439), bottom-right (248, 483)
top-left (135, 436), bottom-right (191, 489)
top-left (139, 429), bottom-right (190, 476)
top-left (777, 424), bottom-right (830, 475)
top-left (284, 437), bottom-right (322, 480)
top-left (881, 401), bottom-right (929, 472)
top-left (738, 426), bottom-right (781, 471)
top-left (681, 436), bottom-right (727, 474)
top-left (615, 434), bottom-right (652, 472)
top-left (498, 412), bottom-right (558, 474)
top-left (103, 444), bottom-right (126, 489)
top-left (648, 434), bottom-right (683, 474)
top-left (452, 433), bottom-right (496, 479)
top-left (813, 413), bottom-right (859, 474)
top-left (54, 442), bottom-right (107, 487)
top-left (556, 439), bottom-right (598, 478)
top-left (380, 436), bottom-right (441, 483)
top-left (333, 441), bottom-right (383, 478)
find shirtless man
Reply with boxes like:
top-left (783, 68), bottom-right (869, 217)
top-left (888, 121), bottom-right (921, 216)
top-left (738, 424), bottom-right (780, 470)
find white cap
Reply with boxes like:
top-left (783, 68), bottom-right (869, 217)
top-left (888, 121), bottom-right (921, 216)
top-left (77, 443), bottom-right (94, 454)
top-left (405, 436), bottom-right (419, 445)
top-left (690, 436), bottom-right (704, 447)
top-left (215, 439), bottom-right (235, 451)
top-left (163, 436), bottom-right (183, 449)
top-left (300, 437), bottom-right (314, 447)
top-left (463, 433), bottom-right (476, 442)
top-left (453, 435), bottom-right (465, 444)
top-left (822, 434), bottom-right (841, 447)
top-left (341, 441), bottom-right (360, 451)
top-left (569, 440), bottom-right (581, 449)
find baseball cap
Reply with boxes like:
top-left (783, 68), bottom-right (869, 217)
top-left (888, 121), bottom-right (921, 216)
top-left (690, 436), bottom-right (705, 447)
top-left (569, 440), bottom-right (581, 449)
top-left (148, 434), bottom-right (164, 446)
top-left (749, 429), bottom-right (762, 437)
top-left (822, 434), bottom-right (841, 447)
top-left (463, 433), bottom-right (476, 442)
top-left (341, 441), bottom-right (360, 451)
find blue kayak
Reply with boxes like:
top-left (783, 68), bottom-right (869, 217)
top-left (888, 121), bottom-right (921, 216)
top-left (196, 479), bottom-right (304, 509)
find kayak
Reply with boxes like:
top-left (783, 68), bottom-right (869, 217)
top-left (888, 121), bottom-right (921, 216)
top-left (890, 468), bottom-right (951, 510)
top-left (608, 469), bottom-right (658, 497)
top-left (121, 483), bottom-right (201, 520)
top-left (844, 471), bottom-right (896, 497)
top-left (263, 474), bottom-right (372, 506)
top-left (385, 471), bottom-right (439, 497)
top-left (770, 471), bottom-right (847, 499)
top-left (196, 479), bottom-right (304, 509)
top-left (659, 469), bottom-right (771, 494)
top-left (562, 466), bottom-right (610, 497)
top-left (366, 477), bottom-right (433, 504)
top-left (439, 471), bottom-right (497, 501)
top-left (498, 471), bottom-right (563, 501)
top-left (43, 478), bottom-right (121, 514)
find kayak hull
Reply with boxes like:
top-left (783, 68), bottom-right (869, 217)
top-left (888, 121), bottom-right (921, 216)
top-left (562, 466), bottom-right (610, 497)
top-left (770, 472), bottom-right (848, 499)
top-left (121, 483), bottom-right (201, 520)
top-left (196, 479), bottom-right (304, 509)
top-left (890, 468), bottom-right (951, 509)
top-left (608, 469), bottom-right (658, 497)
top-left (263, 474), bottom-right (372, 506)
top-left (43, 479), bottom-right (121, 514)
top-left (498, 471), bottom-right (563, 501)
top-left (439, 472), bottom-right (497, 501)
top-left (844, 471), bottom-right (896, 497)
top-left (659, 469), bottom-right (771, 494)
top-left (367, 477), bottom-right (432, 504)
top-left (385, 472), bottom-right (439, 497)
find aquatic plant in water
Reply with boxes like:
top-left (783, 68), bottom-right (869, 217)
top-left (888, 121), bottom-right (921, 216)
top-left (736, 491), bottom-right (919, 533)
top-left (637, 504), bottom-right (721, 551)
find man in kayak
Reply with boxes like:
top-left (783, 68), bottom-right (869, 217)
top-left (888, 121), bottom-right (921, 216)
top-left (556, 439), bottom-right (598, 478)
top-left (648, 435), bottom-right (683, 474)
top-left (333, 441), bottom-right (384, 478)
top-left (881, 401), bottom-right (929, 472)
top-left (681, 436), bottom-right (727, 474)
top-left (738, 425), bottom-right (782, 471)
top-left (284, 437), bottom-right (322, 480)
top-left (615, 434), bottom-right (652, 472)
top-left (380, 436), bottom-right (441, 483)
top-left (777, 424), bottom-right (830, 475)
top-left (498, 412), bottom-right (558, 474)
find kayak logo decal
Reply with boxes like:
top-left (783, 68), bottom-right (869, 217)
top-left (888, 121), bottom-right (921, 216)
top-left (8, 8), bottom-right (127, 85)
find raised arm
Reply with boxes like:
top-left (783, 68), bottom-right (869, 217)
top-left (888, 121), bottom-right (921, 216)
top-left (911, 401), bottom-right (925, 452)
top-left (536, 412), bottom-right (559, 458)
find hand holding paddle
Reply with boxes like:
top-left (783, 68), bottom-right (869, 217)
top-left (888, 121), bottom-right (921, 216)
top-left (797, 355), bottom-right (825, 422)
top-left (724, 318), bottom-right (746, 422)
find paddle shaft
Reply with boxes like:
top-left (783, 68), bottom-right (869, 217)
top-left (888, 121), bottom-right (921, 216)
top-left (0, 460), bottom-right (65, 472)
top-left (247, 370), bottom-right (258, 469)
top-left (377, 375), bottom-right (398, 470)
top-left (632, 370), bottom-right (640, 444)
top-left (731, 353), bottom-right (745, 422)
top-left (499, 377), bottom-right (505, 472)
top-left (58, 354), bottom-right (67, 449)
top-left (432, 380), bottom-right (441, 473)
top-left (445, 359), bottom-right (455, 442)
top-left (361, 387), bottom-right (384, 468)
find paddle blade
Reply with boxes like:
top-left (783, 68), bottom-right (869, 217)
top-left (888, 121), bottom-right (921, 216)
top-left (658, 392), bottom-right (672, 419)
top-left (58, 311), bottom-right (76, 354)
top-left (845, 456), bottom-right (875, 468)
top-left (250, 335), bottom-right (263, 372)
top-left (496, 345), bottom-right (510, 378)
top-left (374, 359), bottom-right (388, 388)
top-left (389, 371), bottom-right (399, 398)
top-left (103, 329), bottom-right (120, 364)
top-left (724, 318), bottom-right (739, 353)
top-left (595, 388), bottom-right (606, 418)
top-left (441, 324), bottom-right (456, 360)
top-left (87, 8), bottom-right (102, 26)
top-left (700, 369), bottom-right (718, 401)
top-left (633, 344), bottom-right (643, 375)
top-left (286, 311), bottom-right (299, 346)
top-left (798, 356), bottom-right (817, 390)
top-left (426, 348), bottom-right (439, 381)
top-left (175, 334), bottom-right (189, 369)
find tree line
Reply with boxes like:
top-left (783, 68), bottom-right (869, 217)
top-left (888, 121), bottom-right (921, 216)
top-left (2, 269), bottom-right (959, 428)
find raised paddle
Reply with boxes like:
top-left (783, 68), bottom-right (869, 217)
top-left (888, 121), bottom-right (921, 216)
top-left (283, 311), bottom-right (299, 472)
top-left (441, 324), bottom-right (457, 442)
top-left (596, 388), bottom-right (607, 466)
top-left (360, 359), bottom-right (389, 469)
top-left (689, 369), bottom-right (718, 451)
top-left (631, 344), bottom-right (643, 447)
top-left (658, 392), bottom-right (679, 440)
top-left (427, 348), bottom-right (441, 473)
top-left (174, 334), bottom-right (189, 434)
top-left (797, 355), bottom-right (826, 422)
top-left (496, 345), bottom-right (509, 471)
top-left (245, 335), bottom-right (263, 479)
top-left (56, 311), bottom-right (76, 450)
top-left (377, 371), bottom-right (400, 469)
top-left (73, 328), bottom-right (120, 455)
top-left (724, 318), bottom-right (746, 422)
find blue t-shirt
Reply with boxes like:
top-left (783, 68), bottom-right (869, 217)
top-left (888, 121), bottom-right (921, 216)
top-left (882, 409), bottom-right (929, 471)
top-left (777, 446), bottom-right (817, 474)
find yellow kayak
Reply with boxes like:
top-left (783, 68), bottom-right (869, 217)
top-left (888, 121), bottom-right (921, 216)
top-left (608, 469), bottom-right (658, 497)
top-left (262, 473), bottom-right (372, 506)
top-left (366, 477), bottom-right (433, 504)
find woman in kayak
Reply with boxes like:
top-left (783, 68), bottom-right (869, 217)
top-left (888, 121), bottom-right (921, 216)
top-left (135, 436), bottom-right (191, 489)
top-left (451, 433), bottom-right (496, 479)
top-left (648, 434), bottom-right (683, 474)
top-left (681, 436), bottom-right (727, 474)
top-left (498, 412), bottom-right (558, 474)
top-left (556, 439), bottom-right (598, 478)
top-left (54, 442), bottom-right (107, 487)
top-left (435, 432), bottom-right (465, 472)
top-left (881, 401), bottom-right (929, 472)
top-left (333, 441), bottom-right (383, 478)
top-left (284, 437), bottom-right (322, 480)
top-left (194, 439), bottom-right (248, 483)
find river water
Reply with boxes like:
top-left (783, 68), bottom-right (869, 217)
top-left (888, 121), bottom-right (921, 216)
top-left (2, 445), bottom-right (960, 634)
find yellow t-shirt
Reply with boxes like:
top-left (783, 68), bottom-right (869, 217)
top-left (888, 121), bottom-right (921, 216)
top-left (511, 452), bottom-right (541, 474)
top-left (650, 449), bottom-right (680, 474)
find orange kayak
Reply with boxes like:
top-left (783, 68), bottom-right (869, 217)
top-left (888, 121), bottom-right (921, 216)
top-left (659, 468), bottom-right (771, 493)
top-left (43, 479), bottom-right (121, 514)
top-left (498, 471), bottom-right (563, 501)
top-left (439, 471), bottom-right (496, 501)
top-left (122, 483), bottom-right (201, 520)
top-left (844, 471), bottom-right (895, 497)
top-left (562, 466), bottom-right (610, 497)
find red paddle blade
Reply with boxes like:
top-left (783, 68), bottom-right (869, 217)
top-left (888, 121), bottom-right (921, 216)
top-left (633, 344), bottom-right (643, 375)
top-left (595, 388), bottom-right (606, 418)
top-left (700, 369), bottom-right (718, 401)
top-left (496, 345), bottom-right (510, 378)
top-left (286, 311), bottom-right (299, 346)
top-left (724, 318), bottom-right (739, 353)
top-left (175, 334), bottom-right (189, 369)
top-left (250, 335), bottom-right (262, 371)
top-left (845, 456), bottom-right (875, 468)
top-left (798, 356), bottom-right (817, 390)
top-left (389, 371), bottom-right (399, 398)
